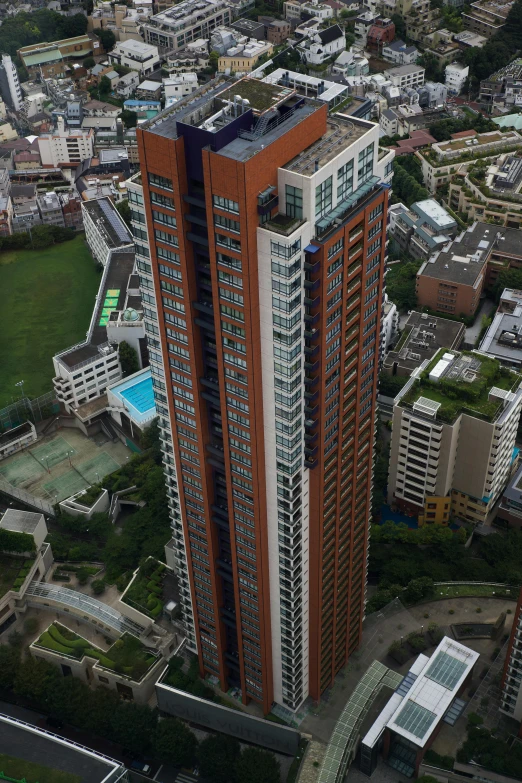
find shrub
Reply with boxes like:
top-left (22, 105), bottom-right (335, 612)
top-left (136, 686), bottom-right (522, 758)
top-left (77, 567), bottom-right (90, 585)
top-left (449, 609), bottom-right (455, 614)
top-left (23, 618), bottom-right (39, 635)
top-left (476, 607), bottom-right (482, 613)
top-left (388, 640), bottom-right (411, 664)
top-left (467, 712), bottom-right (484, 727)
top-left (92, 579), bottom-right (105, 595)
top-left (408, 634), bottom-right (427, 653)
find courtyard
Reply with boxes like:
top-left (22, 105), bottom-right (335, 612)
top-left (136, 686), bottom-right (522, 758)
top-left (0, 428), bottom-right (131, 503)
top-left (0, 235), bottom-right (101, 407)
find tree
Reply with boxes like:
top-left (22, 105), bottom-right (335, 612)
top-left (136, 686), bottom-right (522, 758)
top-left (119, 340), bottom-right (140, 377)
top-left (121, 109), bottom-right (137, 128)
top-left (493, 269), bottom-right (522, 302)
top-left (386, 259), bottom-right (422, 312)
top-left (110, 702), bottom-right (157, 756)
top-left (235, 747), bottom-right (281, 783)
top-left (209, 49), bottom-right (219, 72)
top-left (96, 28), bottom-right (116, 52)
top-left (198, 734), bottom-right (240, 783)
top-left (0, 646), bottom-right (20, 690)
top-left (14, 657), bottom-right (61, 703)
top-left (116, 198), bottom-right (131, 226)
top-left (98, 75), bottom-right (111, 98)
top-left (391, 13), bottom-right (406, 38)
top-left (83, 56), bottom-right (95, 69)
top-left (154, 718), bottom-right (198, 766)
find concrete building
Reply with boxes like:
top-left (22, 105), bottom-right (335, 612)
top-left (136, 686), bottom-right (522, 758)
top-left (261, 68), bottom-right (350, 111)
top-left (116, 70), bottom-right (140, 97)
top-left (0, 421), bottom-right (37, 460)
top-left (416, 222), bottom-right (492, 318)
top-left (142, 0), bottom-right (233, 53)
top-left (231, 18), bottom-right (265, 40)
top-left (82, 196), bottom-right (133, 267)
top-left (163, 74), bottom-right (199, 107)
top-left (479, 58), bottom-right (522, 109)
top-left (361, 637), bottom-right (479, 777)
top-left (387, 64), bottom-right (426, 90)
top-left (133, 74), bottom-right (393, 713)
top-left (445, 61), bottom-right (469, 95)
top-left (267, 19), bottom-right (291, 44)
top-left (479, 288), bottom-right (522, 368)
top-left (366, 17), bottom-right (395, 53)
top-left (108, 39), bottom-right (160, 75)
top-left (462, 0), bottom-right (514, 38)
top-left (382, 310), bottom-right (465, 379)
top-left (0, 54), bottom-right (22, 111)
top-left (497, 465), bottom-right (522, 529)
top-left (18, 35), bottom-right (95, 78)
top-left (37, 191), bottom-right (65, 227)
top-left (381, 293), bottom-right (399, 358)
top-left (60, 192), bottom-right (83, 229)
top-left (382, 39), bottom-right (419, 65)
top-left (299, 24), bottom-right (346, 65)
top-left (501, 587), bottom-right (522, 718)
top-left (135, 80), bottom-right (163, 101)
top-left (388, 349), bottom-right (522, 524)
top-left (165, 45), bottom-right (210, 75)
top-left (38, 122), bottom-right (94, 167)
top-left (219, 39), bottom-right (273, 73)
top-left (390, 198), bottom-right (458, 260)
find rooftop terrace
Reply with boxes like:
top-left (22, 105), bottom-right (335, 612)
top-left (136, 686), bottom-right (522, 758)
top-left (400, 349), bottom-right (522, 423)
top-left (82, 197), bottom-right (132, 250)
top-left (284, 115), bottom-right (372, 175)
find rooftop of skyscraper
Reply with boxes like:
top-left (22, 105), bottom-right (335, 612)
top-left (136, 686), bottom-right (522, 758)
top-left (399, 349), bottom-right (522, 424)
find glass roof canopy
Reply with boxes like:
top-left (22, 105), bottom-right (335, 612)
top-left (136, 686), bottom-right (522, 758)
top-left (24, 582), bottom-right (146, 638)
top-left (394, 701), bottom-right (436, 739)
top-left (318, 661), bottom-right (403, 783)
top-left (425, 650), bottom-right (468, 690)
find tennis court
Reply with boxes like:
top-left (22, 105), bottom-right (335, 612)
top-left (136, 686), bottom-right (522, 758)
top-left (76, 452), bottom-right (121, 484)
top-left (43, 470), bottom-right (89, 503)
top-left (0, 453), bottom-right (44, 486)
top-left (30, 436), bottom-right (76, 471)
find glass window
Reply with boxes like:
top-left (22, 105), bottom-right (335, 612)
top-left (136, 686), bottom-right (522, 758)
top-left (149, 173), bottom-right (173, 191)
top-left (358, 144), bottom-right (374, 185)
top-left (315, 176), bottom-right (332, 219)
top-left (337, 159), bottom-right (354, 200)
top-left (213, 195), bottom-right (239, 214)
top-left (285, 185), bottom-right (303, 220)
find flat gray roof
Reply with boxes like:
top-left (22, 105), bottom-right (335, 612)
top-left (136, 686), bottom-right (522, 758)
top-left (419, 222), bottom-right (493, 286)
top-left (383, 311), bottom-right (465, 375)
top-left (0, 508), bottom-right (44, 533)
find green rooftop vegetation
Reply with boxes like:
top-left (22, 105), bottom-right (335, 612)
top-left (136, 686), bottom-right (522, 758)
top-left (35, 622), bottom-right (157, 681)
top-left (0, 553), bottom-right (34, 597)
top-left (218, 79), bottom-right (282, 113)
top-left (0, 753), bottom-right (81, 783)
top-left (122, 557), bottom-right (166, 619)
top-left (400, 349), bottom-right (521, 424)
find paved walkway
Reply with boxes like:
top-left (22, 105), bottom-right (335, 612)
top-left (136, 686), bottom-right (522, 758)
top-left (464, 298), bottom-right (496, 347)
top-left (300, 595), bottom-right (516, 744)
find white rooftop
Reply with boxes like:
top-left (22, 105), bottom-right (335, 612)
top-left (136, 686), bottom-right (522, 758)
top-left (415, 198), bottom-right (456, 228)
top-left (386, 637), bottom-right (479, 748)
top-left (262, 68), bottom-right (347, 102)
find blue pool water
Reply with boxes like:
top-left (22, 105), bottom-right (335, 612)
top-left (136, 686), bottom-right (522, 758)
top-left (119, 376), bottom-right (155, 413)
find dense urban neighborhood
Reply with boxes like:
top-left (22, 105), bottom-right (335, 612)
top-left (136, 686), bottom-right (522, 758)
top-left (3, 0), bottom-right (522, 781)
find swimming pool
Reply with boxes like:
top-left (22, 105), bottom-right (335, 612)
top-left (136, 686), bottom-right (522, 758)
top-left (119, 376), bottom-right (155, 414)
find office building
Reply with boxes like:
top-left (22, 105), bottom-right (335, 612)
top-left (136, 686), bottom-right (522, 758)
top-left (133, 75), bottom-right (393, 713)
top-left (0, 54), bottom-right (22, 111)
top-left (142, 0), bottom-right (233, 53)
top-left (501, 587), bottom-right (522, 719)
top-left (388, 349), bottom-right (522, 524)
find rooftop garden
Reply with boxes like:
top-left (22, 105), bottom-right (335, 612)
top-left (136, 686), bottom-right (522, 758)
top-left (75, 484), bottom-right (104, 507)
top-left (457, 723), bottom-right (522, 780)
top-left (0, 553), bottom-right (34, 596)
top-left (35, 623), bottom-right (158, 681)
top-left (0, 753), bottom-right (80, 783)
top-left (121, 558), bottom-right (166, 619)
top-left (400, 349), bottom-right (521, 423)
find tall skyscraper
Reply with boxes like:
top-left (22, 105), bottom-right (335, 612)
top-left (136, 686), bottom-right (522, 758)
top-left (132, 76), bottom-right (393, 714)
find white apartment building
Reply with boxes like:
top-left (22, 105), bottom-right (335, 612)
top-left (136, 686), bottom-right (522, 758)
top-left (0, 54), bottom-right (22, 112)
top-left (445, 62), bottom-right (469, 95)
top-left (163, 73), bottom-right (199, 106)
top-left (108, 39), bottom-right (160, 75)
top-left (387, 64), bottom-right (425, 90)
top-left (142, 0), bottom-right (234, 52)
top-left (82, 196), bottom-right (134, 268)
top-left (388, 350), bottom-right (522, 525)
top-left (38, 121), bottom-right (95, 167)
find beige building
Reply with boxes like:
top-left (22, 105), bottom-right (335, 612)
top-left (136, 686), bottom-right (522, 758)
top-left (218, 40), bottom-right (273, 73)
top-left (388, 350), bottom-right (522, 525)
top-left (462, 0), bottom-right (514, 38)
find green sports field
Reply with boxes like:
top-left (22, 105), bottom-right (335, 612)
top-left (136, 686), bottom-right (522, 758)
top-left (0, 235), bottom-right (101, 408)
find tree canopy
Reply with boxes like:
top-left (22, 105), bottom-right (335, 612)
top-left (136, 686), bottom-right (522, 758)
top-left (0, 9), bottom-right (87, 57)
top-left (392, 158), bottom-right (429, 208)
top-left (385, 259), bottom-right (422, 312)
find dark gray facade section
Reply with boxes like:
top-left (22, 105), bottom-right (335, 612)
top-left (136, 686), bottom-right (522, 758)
top-left (156, 683), bottom-right (300, 755)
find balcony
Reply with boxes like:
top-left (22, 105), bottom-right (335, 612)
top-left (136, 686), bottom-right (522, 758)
top-left (263, 213), bottom-right (304, 237)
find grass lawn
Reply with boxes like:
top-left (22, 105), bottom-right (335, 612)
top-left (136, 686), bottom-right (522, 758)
top-left (0, 235), bottom-right (101, 408)
top-left (436, 583), bottom-right (516, 599)
top-left (0, 753), bottom-right (81, 783)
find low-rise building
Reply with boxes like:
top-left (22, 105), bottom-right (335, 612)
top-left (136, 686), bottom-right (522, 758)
top-left (382, 39), bottom-right (419, 64)
top-left (381, 293), bottom-right (399, 358)
top-left (0, 421), bottom-right (37, 460)
top-left (231, 18), bottom-right (265, 39)
top-left (60, 192), bottom-right (83, 229)
top-left (165, 45), bottom-right (210, 75)
top-left (142, 0), bottom-right (233, 53)
top-left (135, 80), bottom-right (163, 101)
top-left (218, 38), bottom-right (273, 73)
top-left (82, 195), bottom-right (133, 267)
top-left (361, 638), bottom-right (479, 777)
top-left (163, 73), bottom-right (199, 106)
top-left (388, 348), bottom-right (522, 523)
top-left (37, 191), bottom-right (65, 227)
top-left (267, 19), bottom-right (291, 44)
top-left (387, 63), bottom-right (425, 90)
top-left (479, 288), bottom-right (522, 368)
top-left (108, 39), bottom-right (160, 75)
top-left (18, 35), bottom-right (95, 79)
top-left (366, 17), bottom-right (395, 52)
top-left (124, 98), bottom-right (162, 118)
top-left (298, 24), bottom-right (345, 65)
top-left (382, 310), bottom-right (465, 378)
top-left (462, 0), bottom-right (514, 38)
top-left (416, 223), bottom-right (490, 318)
top-left (497, 464), bottom-right (522, 529)
top-left (261, 68), bottom-right (350, 111)
top-left (38, 121), bottom-right (95, 168)
top-left (116, 70), bottom-right (140, 97)
top-left (479, 58), bottom-right (522, 109)
top-left (445, 61), bottom-right (469, 95)
top-left (83, 99), bottom-right (122, 119)
top-left (390, 197), bottom-right (458, 259)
